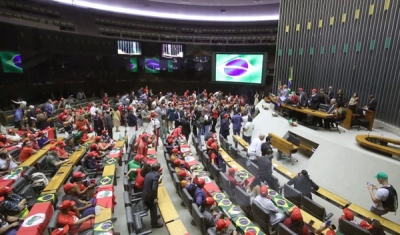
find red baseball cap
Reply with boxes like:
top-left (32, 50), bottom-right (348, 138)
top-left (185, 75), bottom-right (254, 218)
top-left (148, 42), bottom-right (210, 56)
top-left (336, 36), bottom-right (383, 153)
top-left (211, 143), bottom-right (218, 150)
top-left (63, 183), bottom-right (76, 193)
top-left (260, 185), bottom-right (269, 197)
top-left (205, 197), bottom-right (215, 206)
top-left (72, 172), bottom-right (86, 179)
top-left (59, 200), bottom-right (76, 211)
top-left (245, 231), bottom-right (256, 235)
top-left (343, 208), bottom-right (354, 221)
top-left (291, 206), bottom-right (303, 221)
top-left (172, 148), bottom-right (179, 154)
top-left (326, 230), bottom-right (337, 235)
top-left (223, 114), bottom-right (229, 118)
top-left (58, 141), bottom-right (66, 147)
top-left (178, 170), bottom-right (187, 178)
top-left (228, 168), bottom-right (236, 175)
top-left (7, 128), bottom-right (14, 134)
top-left (90, 144), bottom-right (98, 149)
top-left (102, 130), bottom-right (107, 135)
top-left (0, 134), bottom-right (6, 140)
top-left (95, 136), bottom-right (102, 142)
top-left (215, 218), bottom-right (231, 231)
top-left (134, 154), bottom-right (143, 162)
top-left (49, 146), bottom-right (57, 151)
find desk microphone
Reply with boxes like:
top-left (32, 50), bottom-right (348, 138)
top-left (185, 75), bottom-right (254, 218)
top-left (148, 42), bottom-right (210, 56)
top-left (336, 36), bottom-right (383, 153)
top-left (367, 131), bottom-right (371, 141)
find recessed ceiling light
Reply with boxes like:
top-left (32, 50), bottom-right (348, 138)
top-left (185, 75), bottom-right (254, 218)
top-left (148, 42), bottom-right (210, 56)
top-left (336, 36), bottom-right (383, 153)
top-left (220, 9), bottom-right (226, 13)
top-left (182, 0), bottom-right (191, 3)
top-left (253, 0), bottom-right (262, 3)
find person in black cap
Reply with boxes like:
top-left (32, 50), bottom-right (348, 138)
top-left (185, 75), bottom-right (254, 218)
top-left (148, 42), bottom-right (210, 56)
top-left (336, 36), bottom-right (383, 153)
top-left (287, 170), bottom-right (319, 199)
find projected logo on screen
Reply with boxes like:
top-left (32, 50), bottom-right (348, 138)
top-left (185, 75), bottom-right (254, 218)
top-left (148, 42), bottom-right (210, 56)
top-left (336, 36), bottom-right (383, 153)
top-left (223, 58), bottom-right (249, 76)
top-left (0, 51), bottom-right (23, 73)
top-left (145, 57), bottom-right (160, 73)
top-left (215, 54), bottom-right (264, 84)
top-left (129, 58), bottom-right (138, 72)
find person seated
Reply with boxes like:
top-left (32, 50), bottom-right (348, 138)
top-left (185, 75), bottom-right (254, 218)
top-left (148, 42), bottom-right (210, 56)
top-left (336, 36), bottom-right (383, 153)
top-left (61, 183), bottom-right (96, 217)
top-left (206, 134), bottom-right (218, 154)
top-left (200, 197), bottom-right (217, 229)
top-left (283, 206), bottom-right (309, 235)
top-left (169, 148), bottom-right (180, 163)
top-left (57, 200), bottom-right (95, 235)
top-left (338, 208), bottom-right (358, 225)
top-left (0, 150), bottom-right (19, 172)
top-left (173, 159), bottom-right (187, 175)
top-left (5, 129), bottom-right (21, 144)
top-left (363, 94), bottom-right (377, 111)
top-left (207, 218), bottom-right (232, 235)
top-left (0, 186), bottom-right (29, 218)
top-left (348, 92), bottom-right (359, 112)
top-left (94, 136), bottom-right (111, 151)
top-left (27, 134), bottom-right (40, 151)
top-left (359, 219), bottom-right (386, 235)
top-left (56, 141), bottom-right (70, 159)
top-left (0, 135), bottom-right (9, 149)
top-left (71, 172), bottom-right (96, 201)
top-left (253, 185), bottom-right (286, 224)
top-left (101, 130), bottom-right (112, 144)
top-left (246, 177), bottom-right (261, 200)
top-left (132, 164), bottom-right (152, 193)
top-left (46, 146), bottom-right (68, 174)
top-left (36, 131), bottom-right (49, 148)
top-left (226, 168), bottom-right (242, 188)
top-left (125, 155), bottom-right (142, 183)
top-left (178, 170), bottom-right (191, 188)
top-left (185, 177), bottom-right (206, 207)
top-left (18, 140), bottom-right (37, 163)
top-left (288, 91), bottom-right (299, 104)
top-left (88, 144), bottom-right (106, 158)
top-left (0, 200), bottom-right (24, 235)
top-left (85, 152), bottom-right (103, 171)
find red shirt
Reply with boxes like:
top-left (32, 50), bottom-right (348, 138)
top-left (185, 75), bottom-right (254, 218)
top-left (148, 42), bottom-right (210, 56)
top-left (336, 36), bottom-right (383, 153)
top-left (134, 169), bottom-right (144, 188)
top-left (209, 152), bottom-right (217, 164)
top-left (206, 138), bottom-right (214, 148)
top-left (227, 174), bottom-right (242, 187)
top-left (19, 147), bottom-right (34, 163)
top-left (58, 211), bottom-right (94, 234)
top-left (137, 140), bottom-right (149, 157)
top-left (57, 147), bottom-right (69, 158)
top-left (172, 128), bottom-right (181, 138)
top-left (283, 218), bottom-right (309, 235)
top-left (212, 110), bottom-right (219, 119)
top-left (0, 142), bottom-right (5, 148)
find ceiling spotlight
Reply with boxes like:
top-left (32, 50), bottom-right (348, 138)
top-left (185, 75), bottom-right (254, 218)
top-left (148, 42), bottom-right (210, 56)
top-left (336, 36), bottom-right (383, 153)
top-left (220, 9), bottom-right (226, 13)
top-left (182, 0), bottom-right (191, 2)
top-left (253, 0), bottom-right (262, 2)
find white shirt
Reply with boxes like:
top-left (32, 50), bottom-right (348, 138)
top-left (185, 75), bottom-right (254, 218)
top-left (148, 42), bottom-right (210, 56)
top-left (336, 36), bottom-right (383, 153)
top-left (6, 134), bottom-right (21, 142)
top-left (152, 118), bottom-right (161, 129)
top-left (243, 122), bottom-right (254, 137)
top-left (0, 156), bottom-right (18, 170)
top-left (242, 116), bottom-right (249, 129)
top-left (247, 137), bottom-right (263, 156)
top-left (374, 186), bottom-right (390, 210)
top-left (90, 106), bottom-right (97, 116)
top-left (253, 195), bottom-right (284, 224)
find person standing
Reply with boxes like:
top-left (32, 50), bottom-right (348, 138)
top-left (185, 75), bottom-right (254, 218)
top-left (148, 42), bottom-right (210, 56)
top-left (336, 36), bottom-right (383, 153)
top-left (150, 113), bottom-right (160, 148)
top-left (167, 104), bottom-right (176, 131)
top-left (231, 112), bottom-right (243, 136)
top-left (45, 99), bottom-right (55, 118)
top-left (247, 134), bottom-right (265, 165)
top-left (141, 105), bottom-right (151, 134)
top-left (287, 170), bottom-right (319, 199)
top-left (127, 107), bottom-right (137, 142)
top-left (112, 107), bottom-right (121, 132)
top-left (211, 107), bottom-right (219, 133)
top-left (219, 114), bottom-right (230, 140)
top-left (142, 163), bottom-right (163, 228)
top-left (254, 92), bottom-right (260, 106)
top-left (257, 143), bottom-right (278, 191)
top-left (93, 111), bottom-right (104, 136)
top-left (103, 109), bottom-right (113, 139)
top-left (242, 116), bottom-right (254, 144)
top-left (369, 172), bottom-right (397, 216)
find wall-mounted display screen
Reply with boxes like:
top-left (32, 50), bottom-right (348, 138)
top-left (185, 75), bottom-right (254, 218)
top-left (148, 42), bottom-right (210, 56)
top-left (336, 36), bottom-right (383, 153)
top-left (145, 57), bottom-right (160, 73)
top-left (162, 44), bottom-right (184, 58)
top-left (212, 53), bottom-right (267, 84)
top-left (0, 51), bottom-right (23, 73)
top-left (117, 40), bottom-right (141, 55)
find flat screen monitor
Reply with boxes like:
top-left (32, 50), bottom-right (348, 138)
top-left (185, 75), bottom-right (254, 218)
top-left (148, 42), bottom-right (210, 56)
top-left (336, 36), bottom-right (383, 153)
top-left (130, 58), bottom-right (138, 72)
top-left (212, 53), bottom-right (267, 85)
top-left (0, 51), bottom-right (23, 73)
top-left (145, 57), bottom-right (160, 73)
top-left (117, 40), bottom-right (141, 55)
top-left (162, 44), bottom-right (184, 58)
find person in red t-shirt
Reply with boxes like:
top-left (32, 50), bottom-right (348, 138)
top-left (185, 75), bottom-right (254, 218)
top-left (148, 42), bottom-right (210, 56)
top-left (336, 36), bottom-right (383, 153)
top-left (226, 168), bottom-right (242, 187)
top-left (58, 200), bottom-right (95, 235)
top-left (206, 133), bottom-right (217, 154)
top-left (56, 141), bottom-right (70, 159)
top-left (283, 206), bottom-right (309, 235)
top-left (0, 135), bottom-right (8, 148)
top-left (172, 126), bottom-right (182, 138)
top-left (72, 172), bottom-right (96, 200)
top-left (137, 135), bottom-right (151, 160)
top-left (208, 143), bottom-right (219, 165)
top-left (94, 136), bottom-right (111, 151)
top-left (19, 140), bottom-right (37, 163)
top-left (28, 134), bottom-right (40, 150)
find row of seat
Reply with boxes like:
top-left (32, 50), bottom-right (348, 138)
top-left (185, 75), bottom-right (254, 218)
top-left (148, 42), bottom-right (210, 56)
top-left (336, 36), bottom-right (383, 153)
top-left (232, 135), bottom-right (395, 235)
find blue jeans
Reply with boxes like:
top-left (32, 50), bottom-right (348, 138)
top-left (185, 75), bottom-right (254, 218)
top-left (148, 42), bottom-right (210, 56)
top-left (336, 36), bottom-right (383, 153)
top-left (197, 126), bottom-right (203, 147)
top-left (243, 135), bottom-right (251, 144)
top-left (81, 198), bottom-right (96, 217)
top-left (233, 128), bottom-right (241, 135)
top-left (204, 125), bottom-right (210, 139)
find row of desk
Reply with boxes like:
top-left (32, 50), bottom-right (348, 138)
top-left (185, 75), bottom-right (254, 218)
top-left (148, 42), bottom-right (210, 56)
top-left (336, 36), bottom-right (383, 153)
top-left (233, 134), bottom-right (400, 234)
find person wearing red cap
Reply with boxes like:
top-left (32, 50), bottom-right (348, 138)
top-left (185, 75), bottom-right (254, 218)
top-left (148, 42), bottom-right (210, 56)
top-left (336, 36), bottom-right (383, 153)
top-left (178, 170), bottom-right (191, 188)
top-left (126, 155), bottom-right (142, 183)
top-left (45, 146), bottom-right (68, 174)
top-left (0, 197), bottom-right (24, 234)
top-left (339, 208), bottom-right (358, 225)
top-left (173, 159), bottom-right (187, 175)
top-left (18, 140), bottom-right (37, 163)
top-left (75, 115), bottom-right (91, 132)
top-left (208, 143), bottom-right (219, 165)
top-left (283, 206), bottom-right (309, 235)
top-left (359, 219), bottom-right (385, 235)
top-left (200, 197), bottom-right (217, 229)
top-left (61, 183), bottom-right (96, 217)
top-left (57, 200), bottom-right (95, 235)
top-left (206, 134), bottom-right (218, 154)
top-left (219, 113), bottom-right (230, 140)
top-left (0, 186), bottom-right (29, 218)
top-left (185, 177), bottom-right (206, 207)
top-left (85, 152), bottom-right (103, 171)
top-left (169, 148), bottom-right (180, 163)
top-left (214, 218), bottom-right (231, 234)
top-left (136, 135), bottom-right (153, 161)
top-left (171, 126), bottom-right (183, 139)
top-left (0, 135), bottom-right (8, 149)
top-left (27, 133), bottom-right (40, 150)
top-left (0, 150), bottom-right (19, 172)
top-left (226, 167), bottom-right (242, 187)
top-left (253, 185), bottom-right (286, 224)
top-left (72, 172), bottom-right (96, 200)
top-left (56, 141), bottom-right (70, 159)
top-left (5, 129), bottom-right (21, 144)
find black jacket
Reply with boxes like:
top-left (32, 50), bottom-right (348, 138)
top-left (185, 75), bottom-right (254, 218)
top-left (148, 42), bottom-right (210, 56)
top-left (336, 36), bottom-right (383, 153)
top-left (127, 112), bottom-right (137, 127)
top-left (257, 155), bottom-right (273, 179)
top-left (288, 174), bottom-right (319, 198)
top-left (142, 171), bottom-right (160, 203)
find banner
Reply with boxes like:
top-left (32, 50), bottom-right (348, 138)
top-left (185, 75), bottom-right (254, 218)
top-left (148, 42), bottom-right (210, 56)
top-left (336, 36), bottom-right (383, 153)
top-left (0, 51), bottom-right (23, 73)
top-left (288, 66), bottom-right (293, 92)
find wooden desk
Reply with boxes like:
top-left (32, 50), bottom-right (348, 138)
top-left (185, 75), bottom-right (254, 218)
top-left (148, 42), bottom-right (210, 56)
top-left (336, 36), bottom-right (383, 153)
top-left (219, 149), bottom-right (234, 163)
top-left (114, 139), bottom-right (126, 148)
top-left (157, 186), bottom-right (179, 223)
top-left (356, 134), bottom-right (400, 158)
top-left (68, 146), bottom-right (89, 165)
top-left (157, 186), bottom-right (170, 203)
top-left (166, 219), bottom-right (189, 235)
top-left (95, 207), bottom-right (113, 223)
top-left (233, 135), bottom-right (249, 151)
top-left (348, 204), bottom-right (400, 234)
top-left (20, 139), bottom-right (63, 167)
top-left (268, 133), bottom-right (299, 157)
top-left (42, 164), bottom-right (74, 192)
top-left (269, 95), bottom-right (334, 119)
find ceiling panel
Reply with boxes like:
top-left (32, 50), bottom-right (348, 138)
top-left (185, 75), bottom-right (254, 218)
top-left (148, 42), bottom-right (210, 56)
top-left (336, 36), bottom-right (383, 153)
top-left (147, 0), bottom-right (280, 7)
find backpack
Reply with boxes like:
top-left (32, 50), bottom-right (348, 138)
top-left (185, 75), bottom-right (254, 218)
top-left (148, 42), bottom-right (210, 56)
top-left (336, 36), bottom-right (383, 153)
top-left (31, 172), bottom-right (49, 186)
top-left (381, 185), bottom-right (398, 213)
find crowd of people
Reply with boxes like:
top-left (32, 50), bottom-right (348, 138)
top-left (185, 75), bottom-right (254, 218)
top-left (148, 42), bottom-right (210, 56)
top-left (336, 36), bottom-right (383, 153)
top-left (0, 85), bottom-right (393, 235)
